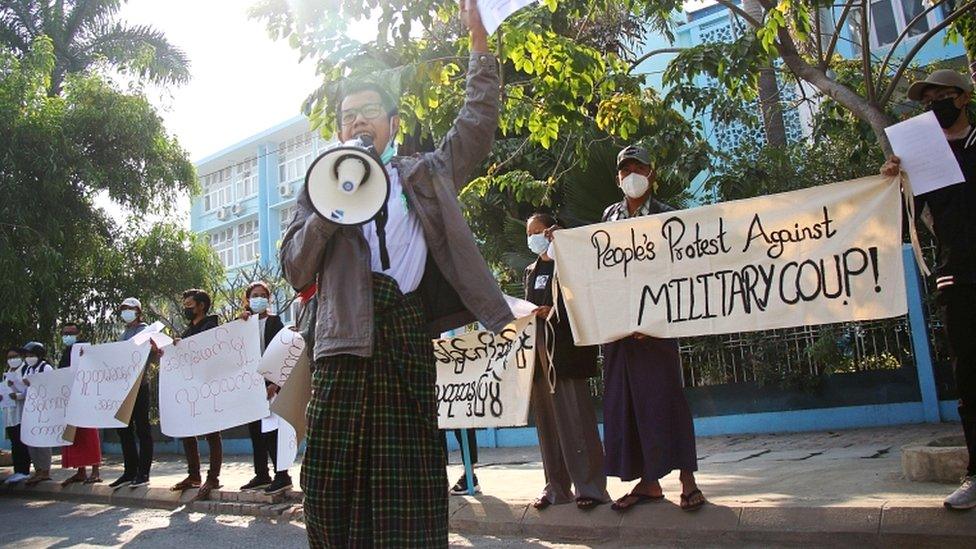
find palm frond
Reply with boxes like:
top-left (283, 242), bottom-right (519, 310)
top-left (80, 21), bottom-right (190, 85)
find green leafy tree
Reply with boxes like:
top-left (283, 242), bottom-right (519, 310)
top-left (0, 0), bottom-right (190, 94)
top-left (0, 37), bottom-right (210, 348)
top-left (664, 0), bottom-right (976, 153)
top-left (251, 0), bottom-right (711, 289)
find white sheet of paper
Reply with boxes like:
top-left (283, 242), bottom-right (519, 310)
top-left (885, 111), bottom-right (965, 195)
top-left (20, 368), bottom-right (75, 447)
top-left (1, 372), bottom-right (18, 409)
top-left (158, 317), bottom-right (269, 437)
top-left (476, 0), bottom-right (538, 35)
top-left (276, 419), bottom-right (298, 472)
top-left (503, 295), bottom-right (537, 319)
top-left (258, 330), bottom-right (305, 386)
top-left (66, 339), bottom-right (151, 428)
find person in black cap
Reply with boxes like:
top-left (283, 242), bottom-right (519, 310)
top-left (883, 68), bottom-right (976, 510)
top-left (20, 341), bottom-right (55, 486)
top-left (600, 145), bottom-right (704, 512)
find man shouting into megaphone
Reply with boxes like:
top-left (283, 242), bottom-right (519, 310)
top-left (280, 1), bottom-right (513, 547)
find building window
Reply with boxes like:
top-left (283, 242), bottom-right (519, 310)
top-left (235, 157), bottom-right (258, 200)
top-left (279, 206), bottom-right (296, 236)
top-left (237, 219), bottom-right (260, 265)
top-left (208, 227), bottom-right (235, 268)
top-left (868, 0), bottom-right (934, 49)
top-left (202, 167), bottom-right (233, 212)
top-left (278, 135), bottom-right (313, 185)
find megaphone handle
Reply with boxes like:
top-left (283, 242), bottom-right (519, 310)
top-left (375, 205), bottom-right (391, 271)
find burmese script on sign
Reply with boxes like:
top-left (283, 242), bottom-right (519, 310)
top-left (158, 318), bottom-right (269, 437)
top-left (434, 316), bottom-right (536, 429)
top-left (20, 368), bottom-right (75, 447)
top-left (551, 176), bottom-right (907, 345)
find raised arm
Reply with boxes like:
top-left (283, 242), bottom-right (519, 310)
top-left (427, 0), bottom-right (500, 193)
top-left (279, 189), bottom-right (338, 292)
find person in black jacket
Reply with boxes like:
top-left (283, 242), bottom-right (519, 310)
top-left (524, 213), bottom-right (610, 511)
top-left (883, 69), bottom-right (976, 510)
top-left (238, 281), bottom-right (293, 495)
top-left (170, 288), bottom-right (223, 499)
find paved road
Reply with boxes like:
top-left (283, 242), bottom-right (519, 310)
top-left (0, 498), bottom-right (613, 548)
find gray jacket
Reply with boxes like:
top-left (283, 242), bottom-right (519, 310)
top-left (280, 52), bottom-right (514, 360)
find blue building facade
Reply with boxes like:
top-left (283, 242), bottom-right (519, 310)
top-left (191, 116), bottom-right (335, 321)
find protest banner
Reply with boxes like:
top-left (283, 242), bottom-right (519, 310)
top-left (270, 354), bottom-right (311, 472)
top-left (434, 315), bottom-right (536, 429)
top-left (20, 368), bottom-right (75, 447)
top-left (258, 330), bottom-right (306, 387)
top-left (158, 318), bottom-right (269, 437)
top-left (65, 340), bottom-right (151, 428)
top-left (550, 175), bottom-right (907, 345)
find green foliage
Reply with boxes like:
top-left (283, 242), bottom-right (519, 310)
top-left (252, 0), bottom-right (710, 294)
top-left (0, 37), bottom-right (209, 349)
top-left (0, 0), bottom-right (191, 93)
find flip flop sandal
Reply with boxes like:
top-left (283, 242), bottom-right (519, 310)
top-left (60, 474), bottom-right (86, 488)
top-left (576, 497), bottom-right (605, 510)
top-left (680, 489), bottom-right (706, 512)
top-left (532, 497), bottom-right (552, 510)
top-left (170, 479), bottom-right (201, 492)
top-left (611, 493), bottom-right (664, 512)
top-left (84, 477), bottom-right (102, 484)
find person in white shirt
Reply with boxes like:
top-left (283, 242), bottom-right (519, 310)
top-left (20, 341), bottom-right (55, 486)
top-left (3, 347), bottom-right (31, 484)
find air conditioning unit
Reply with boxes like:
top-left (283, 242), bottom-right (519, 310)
top-left (215, 208), bottom-right (228, 221)
top-left (231, 203), bottom-right (245, 216)
top-left (279, 182), bottom-right (294, 198)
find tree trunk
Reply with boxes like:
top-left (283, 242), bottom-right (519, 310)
top-left (744, 0), bottom-right (789, 147)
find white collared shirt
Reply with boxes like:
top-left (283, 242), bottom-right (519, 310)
top-left (363, 166), bottom-right (428, 293)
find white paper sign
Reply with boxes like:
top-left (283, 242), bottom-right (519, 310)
top-left (434, 316), bottom-right (536, 429)
top-left (66, 340), bottom-right (151, 428)
top-left (551, 176), bottom-right (907, 345)
top-left (158, 318), bottom-right (269, 437)
top-left (1, 371), bottom-right (23, 409)
top-left (475, 0), bottom-right (538, 35)
top-left (276, 419), bottom-right (298, 473)
top-left (20, 368), bottom-right (75, 447)
top-left (258, 330), bottom-right (306, 386)
top-left (885, 111), bottom-right (966, 195)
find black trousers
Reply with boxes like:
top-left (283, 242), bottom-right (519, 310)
top-left (443, 429), bottom-right (478, 465)
top-left (6, 424), bottom-right (31, 475)
top-left (940, 284), bottom-right (976, 476)
top-left (247, 420), bottom-right (285, 479)
top-left (116, 383), bottom-right (154, 478)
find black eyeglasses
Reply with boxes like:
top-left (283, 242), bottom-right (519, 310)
top-left (339, 103), bottom-right (386, 125)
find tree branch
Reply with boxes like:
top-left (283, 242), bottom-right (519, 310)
top-left (822, 0), bottom-right (857, 68)
top-left (715, 0), bottom-right (764, 28)
top-left (629, 47), bottom-right (684, 70)
top-left (861, 0), bottom-right (874, 102)
top-left (880, 0), bottom-right (976, 106)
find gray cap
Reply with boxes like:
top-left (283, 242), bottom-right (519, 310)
top-left (616, 144), bottom-right (651, 169)
top-left (907, 69), bottom-right (974, 101)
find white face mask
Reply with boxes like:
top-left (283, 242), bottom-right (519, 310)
top-left (121, 309), bottom-right (137, 324)
top-left (249, 297), bottom-right (269, 314)
top-left (24, 356), bottom-right (38, 367)
top-left (620, 172), bottom-right (650, 199)
top-left (7, 358), bottom-right (21, 370)
top-left (527, 233), bottom-right (549, 255)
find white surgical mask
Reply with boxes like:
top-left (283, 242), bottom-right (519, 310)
top-left (121, 309), bottom-right (137, 323)
top-left (7, 358), bottom-right (21, 370)
top-left (24, 356), bottom-right (38, 367)
top-left (527, 233), bottom-right (549, 255)
top-left (249, 297), bottom-right (269, 314)
top-left (62, 335), bottom-right (77, 346)
top-left (620, 173), bottom-right (650, 199)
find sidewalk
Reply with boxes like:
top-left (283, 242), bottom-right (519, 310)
top-left (3, 424), bottom-right (976, 546)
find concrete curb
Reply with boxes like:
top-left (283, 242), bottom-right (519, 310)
top-left (5, 484), bottom-right (976, 546)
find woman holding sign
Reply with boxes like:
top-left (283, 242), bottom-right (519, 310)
top-left (58, 323), bottom-right (102, 486)
top-left (3, 347), bottom-right (31, 484)
top-left (20, 341), bottom-right (55, 486)
top-left (238, 281), bottom-right (293, 496)
top-left (524, 213), bottom-right (610, 511)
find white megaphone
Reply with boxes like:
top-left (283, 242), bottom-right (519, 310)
top-left (304, 135), bottom-right (390, 226)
